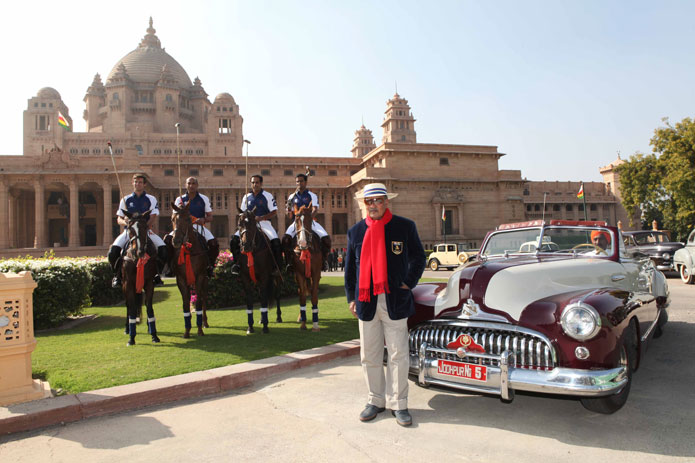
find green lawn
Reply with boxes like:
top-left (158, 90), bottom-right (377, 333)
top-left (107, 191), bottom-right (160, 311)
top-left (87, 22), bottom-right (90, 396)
top-left (32, 275), bottom-right (448, 394)
top-left (32, 276), bottom-right (359, 394)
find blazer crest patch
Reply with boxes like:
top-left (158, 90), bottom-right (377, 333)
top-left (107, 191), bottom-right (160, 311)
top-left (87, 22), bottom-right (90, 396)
top-left (391, 241), bottom-right (404, 255)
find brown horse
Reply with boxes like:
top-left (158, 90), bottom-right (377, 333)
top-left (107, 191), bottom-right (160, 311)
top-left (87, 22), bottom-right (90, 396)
top-left (169, 202), bottom-right (209, 338)
top-left (236, 208), bottom-right (282, 334)
top-left (283, 204), bottom-right (327, 331)
top-left (121, 210), bottom-right (160, 346)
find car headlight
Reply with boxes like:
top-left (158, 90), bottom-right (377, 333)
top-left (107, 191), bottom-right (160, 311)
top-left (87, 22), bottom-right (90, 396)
top-left (662, 253), bottom-right (670, 259)
top-left (561, 302), bottom-right (601, 341)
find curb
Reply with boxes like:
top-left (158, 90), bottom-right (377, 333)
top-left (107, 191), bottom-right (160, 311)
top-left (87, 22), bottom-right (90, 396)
top-left (0, 339), bottom-right (360, 436)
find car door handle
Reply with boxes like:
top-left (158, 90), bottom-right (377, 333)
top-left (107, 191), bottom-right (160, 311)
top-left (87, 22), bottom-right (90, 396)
top-left (611, 274), bottom-right (626, 282)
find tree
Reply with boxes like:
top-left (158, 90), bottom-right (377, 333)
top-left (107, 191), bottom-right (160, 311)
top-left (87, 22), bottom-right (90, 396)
top-left (617, 117), bottom-right (695, 240)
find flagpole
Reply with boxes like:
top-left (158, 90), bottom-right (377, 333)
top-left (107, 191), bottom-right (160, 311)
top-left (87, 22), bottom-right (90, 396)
top-left (582, 182), bottom-right (588, 221)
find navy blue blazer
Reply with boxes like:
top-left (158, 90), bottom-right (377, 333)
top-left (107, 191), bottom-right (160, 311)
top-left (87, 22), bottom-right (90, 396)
top-left (344, 214), bottom-right (426, 321)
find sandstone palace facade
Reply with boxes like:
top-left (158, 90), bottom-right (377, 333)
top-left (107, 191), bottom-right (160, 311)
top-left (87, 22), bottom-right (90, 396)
top-left (0, 19), bottom-right (633, 258)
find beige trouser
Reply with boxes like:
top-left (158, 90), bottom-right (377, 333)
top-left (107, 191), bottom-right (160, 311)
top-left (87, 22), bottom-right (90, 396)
top-left (358, 293), bottom-right (409, 411)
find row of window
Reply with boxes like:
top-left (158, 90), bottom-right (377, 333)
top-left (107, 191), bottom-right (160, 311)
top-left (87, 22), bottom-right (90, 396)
top-left (33, 102), bottom-right (53, 108)
top-left (152, 148), bottom-right (204, 155)
top-left (157, 188), bottom-right (349, 211)
top-left (216, 106), bottom-right (234, 113)
top-left (69, 147), bottom-right (123, 155)
top-left (525, 203), bottom-right (611, 212)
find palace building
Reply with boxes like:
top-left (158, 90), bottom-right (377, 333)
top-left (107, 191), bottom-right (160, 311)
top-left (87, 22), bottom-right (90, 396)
top-left (0, 19), bottom-right (634, 258)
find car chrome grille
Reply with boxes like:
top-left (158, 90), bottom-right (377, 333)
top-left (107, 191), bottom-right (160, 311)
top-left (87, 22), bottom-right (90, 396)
top-left (410, 323), bottom-right (556, 370)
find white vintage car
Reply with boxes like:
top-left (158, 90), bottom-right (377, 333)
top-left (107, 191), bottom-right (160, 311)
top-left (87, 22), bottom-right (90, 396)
top-left (408, 220), bottom-right (670, 414)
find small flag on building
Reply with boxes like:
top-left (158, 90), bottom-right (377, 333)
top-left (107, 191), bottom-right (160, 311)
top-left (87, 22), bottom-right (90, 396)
top-left (576, 183), bottom-right (584, 199)
top-left (442, 206), bottom-right (446, 221)
top-left (57, 111), bottom-right (70, 131)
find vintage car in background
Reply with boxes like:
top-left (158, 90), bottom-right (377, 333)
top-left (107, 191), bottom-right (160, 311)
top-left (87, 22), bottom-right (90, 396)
top-left (427, 243), bottom-right (478, 271)
top-left (674, 229), bottom-right (695, 284)
top-left (408, 220), bottom-right (669, 414)
top-left (622, 230), bottom-right (684, 272)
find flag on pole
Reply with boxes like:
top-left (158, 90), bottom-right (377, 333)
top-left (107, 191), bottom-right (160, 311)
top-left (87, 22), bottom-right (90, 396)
top-left (442, 206), bottom-right (446, 221)
top-left (576, 183), bottom-right (584, 199)
top-left (57, 112), bottom-right (70, 131)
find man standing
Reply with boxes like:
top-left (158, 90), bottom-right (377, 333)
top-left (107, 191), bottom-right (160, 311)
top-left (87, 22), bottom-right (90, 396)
top-left (173, 177), bottom-right (220, 277)
top-left (108, 173), bottom-right (167, 288)
top-left (344, 183), bottom-right (425, 427)
top-left (283, 173), bottom-right (331, 265)
top-left (230, 174), bottom-right (284, 276)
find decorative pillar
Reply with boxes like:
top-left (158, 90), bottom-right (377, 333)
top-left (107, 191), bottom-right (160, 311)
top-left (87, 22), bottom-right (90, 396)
top-left (68, 178), bottom-right (79, 247)
top-left (458, 204), bottom-right (465, 238)
top-left (0, 179), bottom-right (8, 249)
top-left (0, 272), bottom-right (50, 405)
top-left (32, 179), bottom-right (46, 249)
top-left (102, 180), bottom-right (112, 246)
top-left (434, 203), bottom-right (442, 241)
top-left (8, 190), bottom-right (17, 249)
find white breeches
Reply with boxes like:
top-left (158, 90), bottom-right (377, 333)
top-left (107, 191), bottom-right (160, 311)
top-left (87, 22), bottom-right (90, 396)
top-left (168, 224), bottom-right (214, 241)
top-left (234, 220), bottom-right (278, 240)
top-left (113, 229), bottom-right (165, 248)
top-left (285, 220), bottom-right (328, 238)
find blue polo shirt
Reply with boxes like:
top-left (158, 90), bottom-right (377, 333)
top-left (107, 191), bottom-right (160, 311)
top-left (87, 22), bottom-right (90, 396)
top-left (117, 192), bottom-right (159, 217)
top-left (289, 189), bottom-right (319, 210)
top-left (241, 190), bottom-right (277, 217)
top-left (175, 193), bottom-right (211, 219)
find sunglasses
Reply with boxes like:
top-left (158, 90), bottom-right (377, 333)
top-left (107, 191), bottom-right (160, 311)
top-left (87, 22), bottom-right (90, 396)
top-left (363, 198), bottom-right (385, 206)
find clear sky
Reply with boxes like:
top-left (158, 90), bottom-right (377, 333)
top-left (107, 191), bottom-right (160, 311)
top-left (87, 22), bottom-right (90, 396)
top-left (1, 0), bottom-right (693, 182)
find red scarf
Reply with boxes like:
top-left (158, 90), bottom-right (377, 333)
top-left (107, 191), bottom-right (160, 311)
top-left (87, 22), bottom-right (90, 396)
top-left (359, 208), bottom-right (392, 302)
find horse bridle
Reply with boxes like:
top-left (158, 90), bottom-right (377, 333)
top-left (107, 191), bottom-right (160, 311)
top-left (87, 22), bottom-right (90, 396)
top-left (239, 211), bottom-right (258, 253)
top-left (172, 212), bottom-right (191, 250)
top-left (295, 207), bottom-right (313, 250)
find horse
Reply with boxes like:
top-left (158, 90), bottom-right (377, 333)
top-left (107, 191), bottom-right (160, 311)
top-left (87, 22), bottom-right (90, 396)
top-left (167, 201), bottom-right (211, 338)
top-left (282, 204), bottom-right (327, 331)
top-left (236, 208), bottom-right (282, 334)
top-left (120, 210), bottom-right (160, 346)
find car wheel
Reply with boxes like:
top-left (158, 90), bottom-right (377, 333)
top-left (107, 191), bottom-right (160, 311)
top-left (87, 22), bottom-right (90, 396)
top-left (580, 321), bottom-right (637, 414)
top-left (428, 259), bottom-right (440, 271)
top-left (680, 264), bottom-right (694, 284)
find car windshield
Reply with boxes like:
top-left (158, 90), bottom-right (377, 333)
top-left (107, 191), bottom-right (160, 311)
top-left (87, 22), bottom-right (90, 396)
top-left (482, 226), bottom-right (613, 257)
top-left (632, 232), bottom-right (668, 245)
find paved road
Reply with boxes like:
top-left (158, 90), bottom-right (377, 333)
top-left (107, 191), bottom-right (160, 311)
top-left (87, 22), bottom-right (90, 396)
top-left (1, 278), bottom-right (693, 463)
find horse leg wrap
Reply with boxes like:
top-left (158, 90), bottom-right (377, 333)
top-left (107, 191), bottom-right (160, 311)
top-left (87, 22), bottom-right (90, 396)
top-left (312, 305), bottom-right (319, 323)
top-left (147, 317), bottom-right (157, 334)
top-left (247, 309), bottom-right (254, 327)
top-left (195, 310), bottom-right (203, 328)
top-left (260, 308), bottom-right (269, 326)
top-left (300, 306), bottom-right (307, 322)
top-left (183, 311), bottom-right (192, 330)
top-left (129, 318), bottom-right (137, 338)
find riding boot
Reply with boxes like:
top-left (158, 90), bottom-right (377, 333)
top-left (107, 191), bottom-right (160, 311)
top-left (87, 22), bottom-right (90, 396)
top-left (108, 245), bottom-right (123, 289)
top-left (207, 238), bottom-right (220, 278)
top-left (147, 317), bottom-right (160, 343)
top-left (320, 236), bottom-right (332, 268)
top-left (154, 246), bottom-right (167, 286)
top-left (270, 238), bottom-right (283, 277)
top-left (230, 235), bottom-right (242, 275)
top-left (281, 234), bottom-right (294, 272)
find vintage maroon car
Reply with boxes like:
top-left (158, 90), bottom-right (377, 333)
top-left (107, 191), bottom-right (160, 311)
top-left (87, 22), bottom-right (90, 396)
top-left (408, 220), bottom-right (669, 414)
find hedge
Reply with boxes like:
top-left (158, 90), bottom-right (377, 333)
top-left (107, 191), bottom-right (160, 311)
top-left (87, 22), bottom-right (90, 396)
top-left (0, 256), bottom-right (93, 329)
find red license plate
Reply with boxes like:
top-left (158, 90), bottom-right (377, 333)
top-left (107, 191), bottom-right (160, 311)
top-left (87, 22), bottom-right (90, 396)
top-left (438, 359), bottom-right (488, 382)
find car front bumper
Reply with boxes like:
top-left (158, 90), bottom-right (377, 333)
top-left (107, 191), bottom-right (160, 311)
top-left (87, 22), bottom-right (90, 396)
top-left (410, 342), bottom-right (628, 400)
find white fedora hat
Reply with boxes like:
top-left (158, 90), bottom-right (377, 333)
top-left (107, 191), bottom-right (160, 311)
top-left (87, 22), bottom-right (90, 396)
top-left (355, 183), bottom-right (398, 200)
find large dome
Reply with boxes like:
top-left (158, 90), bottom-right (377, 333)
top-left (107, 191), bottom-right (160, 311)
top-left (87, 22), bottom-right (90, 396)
top-left (106, 18), bottom-right (192, 88)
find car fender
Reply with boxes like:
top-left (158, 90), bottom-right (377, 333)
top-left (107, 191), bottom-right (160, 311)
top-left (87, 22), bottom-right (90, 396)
top-left (518, 288), bottom-right (636, 370)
